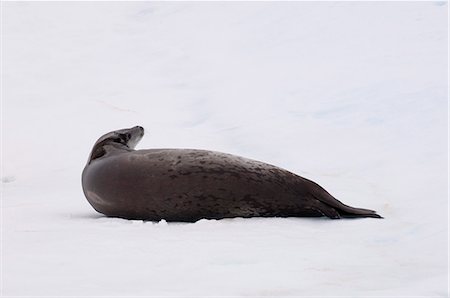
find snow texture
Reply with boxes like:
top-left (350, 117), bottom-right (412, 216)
top-left (2, 2), bottom-right (448, 297)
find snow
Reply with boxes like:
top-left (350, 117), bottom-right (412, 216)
top-left (2, 1), bottom-right (448, 296)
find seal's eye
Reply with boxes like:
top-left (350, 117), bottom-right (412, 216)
top-left (126, 133), bottom-right (131, 140)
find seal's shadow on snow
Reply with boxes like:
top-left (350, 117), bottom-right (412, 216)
top-left (70, 212), bottom-right (371, 224)
top-left (70, 212), bottom-right (105, 220)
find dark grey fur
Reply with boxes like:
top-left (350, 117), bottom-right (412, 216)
top-left (82, 126), bottom-right (381, 221)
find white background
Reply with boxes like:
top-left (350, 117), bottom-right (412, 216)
top-left (2, 2), bottom-right (448, 296)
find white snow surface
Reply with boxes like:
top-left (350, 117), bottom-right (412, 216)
top-left (2, 2), bottom-right (448, 297)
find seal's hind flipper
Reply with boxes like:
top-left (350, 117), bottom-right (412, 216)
top-left (311, 196), bottom-right (382, 219)
top-left (338, 207), bottom-right (383, 218)
top-left (311, 199), bottom-right (341, 219)
top-left (306, 181), bottom-right (383, 219)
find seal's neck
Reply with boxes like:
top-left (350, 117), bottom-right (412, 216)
top-left (88, 142), bottom-right (131, 164)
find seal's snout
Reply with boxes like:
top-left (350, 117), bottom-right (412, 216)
top-left (134, 126), bottom-right (144, 135)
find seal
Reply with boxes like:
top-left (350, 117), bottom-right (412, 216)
top-left (82, 126), bottom-right (382, 221)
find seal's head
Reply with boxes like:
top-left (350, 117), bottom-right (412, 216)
top-left (87, 126), bottom-right (144, 164)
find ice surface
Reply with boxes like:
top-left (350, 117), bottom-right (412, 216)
top-left (2, 2), bottom-right (448, 296)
